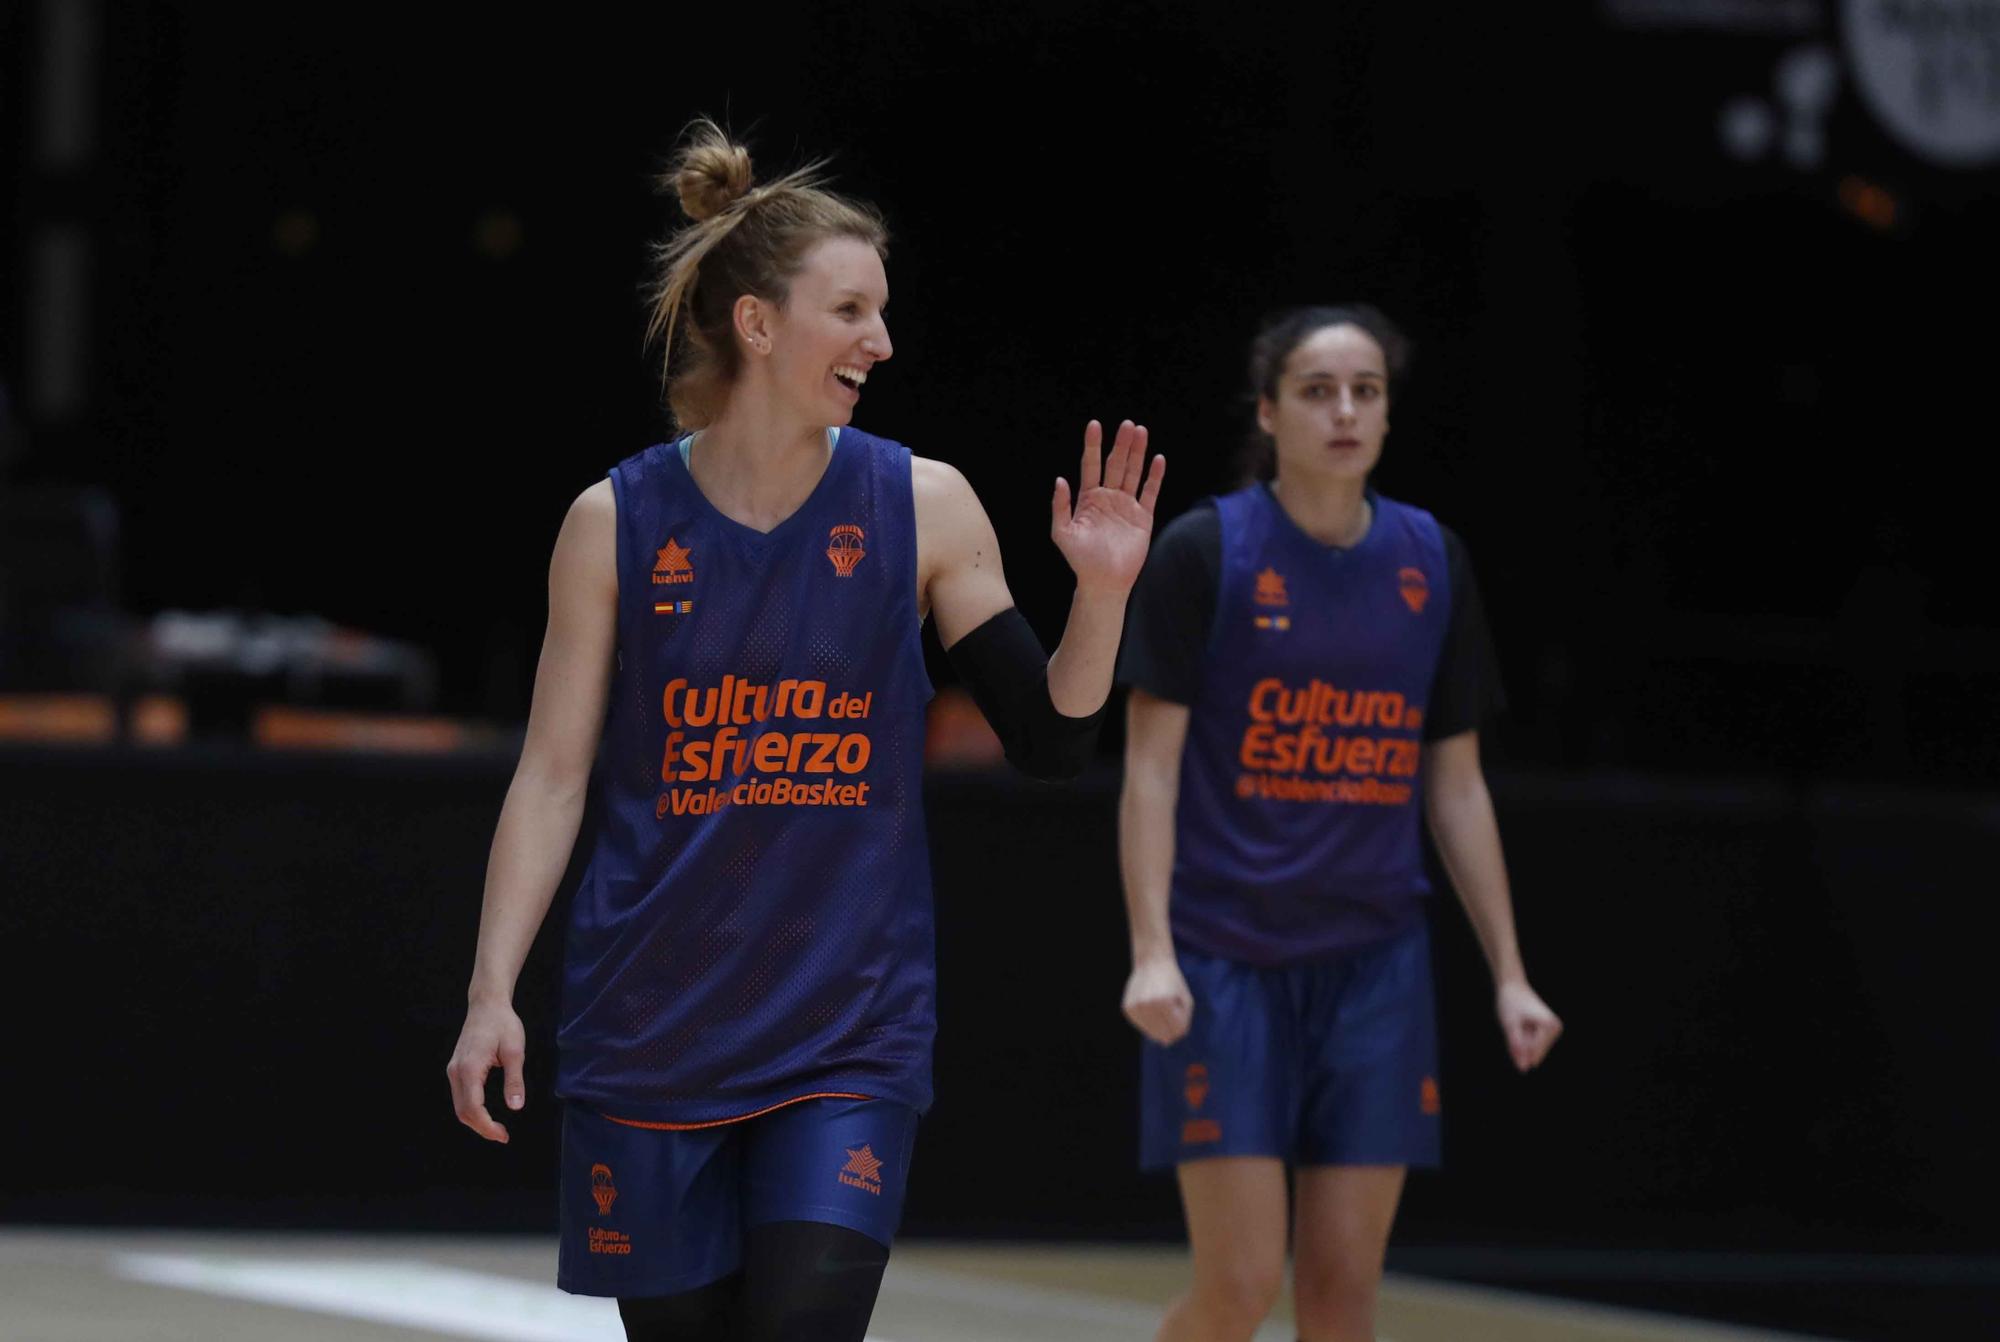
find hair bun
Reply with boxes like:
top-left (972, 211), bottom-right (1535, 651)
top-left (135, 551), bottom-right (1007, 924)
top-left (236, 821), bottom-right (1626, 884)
top-left (670, 121), bottom-right (754, 223)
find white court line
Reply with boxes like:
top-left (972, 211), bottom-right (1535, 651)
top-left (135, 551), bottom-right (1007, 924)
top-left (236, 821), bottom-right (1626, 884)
top-left (883, 1261), bottom-right (1317, 1342)
top-left (115, 1255), bottom-right (627, 1342)
top-left (114, 1253), bottom-right (906, 1342)
top-left (115, 1248), bottom-right (1311, 1342)
top-left (885, 1260), bottom-right (1165, 1329)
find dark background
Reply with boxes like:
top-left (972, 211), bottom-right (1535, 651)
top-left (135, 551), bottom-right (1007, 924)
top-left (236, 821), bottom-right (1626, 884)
top-left (5, 2), bottom-right (1998, 1338)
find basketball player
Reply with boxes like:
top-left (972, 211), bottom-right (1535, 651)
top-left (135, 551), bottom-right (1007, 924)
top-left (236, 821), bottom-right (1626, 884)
top-left (444, 120), bottom-right (1163, 1341)
top-left (1116, 306), bottom-right (1561, 1342)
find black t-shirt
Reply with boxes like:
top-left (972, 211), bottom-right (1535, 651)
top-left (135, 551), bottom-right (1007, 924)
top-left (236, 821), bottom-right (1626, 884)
top-left (1117, 499), bottom-right (1505, 739)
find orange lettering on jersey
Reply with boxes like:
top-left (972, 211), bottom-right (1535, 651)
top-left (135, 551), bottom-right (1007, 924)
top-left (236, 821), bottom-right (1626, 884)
top-left (1420, 1076), bottom-right (1441, 1116)
top-left (656, 676), bottom-right (879, 812)
top-left (1234, 676), bottom-right (1425, 807)
top-left (587, 1226), bottom-right (633, 1255)
top-left (1254, 568), bottom-right (1289, 607)
top-left (1181, 1118), bottom-right (1222, 1144)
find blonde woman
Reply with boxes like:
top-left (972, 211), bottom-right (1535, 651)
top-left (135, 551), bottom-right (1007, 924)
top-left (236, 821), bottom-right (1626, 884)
top-left (446, 121), bottom-right (1163, 1341)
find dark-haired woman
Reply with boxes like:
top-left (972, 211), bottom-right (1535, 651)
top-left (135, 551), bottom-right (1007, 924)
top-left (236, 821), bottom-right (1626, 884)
top-left (444, 120), bottom-right (1163, 1342)
top-left (1116, 306), bottom-right (1560, 1342)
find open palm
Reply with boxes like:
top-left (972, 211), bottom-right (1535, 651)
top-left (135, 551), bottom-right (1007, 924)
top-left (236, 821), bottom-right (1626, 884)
top-left (1051, 419), bottom-right (1165, 594)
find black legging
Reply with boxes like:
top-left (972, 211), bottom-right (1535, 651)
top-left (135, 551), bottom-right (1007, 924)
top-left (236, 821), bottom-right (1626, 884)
top-left (617, 1220), bottom-right (891, 1342)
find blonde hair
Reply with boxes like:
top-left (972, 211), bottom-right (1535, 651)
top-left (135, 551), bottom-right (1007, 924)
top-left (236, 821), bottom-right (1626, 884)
top-left (645, 119), bottom-right (889, 430)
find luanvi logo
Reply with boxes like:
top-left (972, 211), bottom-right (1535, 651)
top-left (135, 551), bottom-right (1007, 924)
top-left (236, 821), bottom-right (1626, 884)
top-left (653, 538), bottom-right (695, 585)
top-left (838, 1144), bottom-right (885, 1195)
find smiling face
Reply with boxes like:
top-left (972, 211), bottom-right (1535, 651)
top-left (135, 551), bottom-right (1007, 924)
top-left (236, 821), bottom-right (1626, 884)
top-left (749, 235), bottom-right (893, 428)
top-left (1256, 322), bottom-right (1390, 485)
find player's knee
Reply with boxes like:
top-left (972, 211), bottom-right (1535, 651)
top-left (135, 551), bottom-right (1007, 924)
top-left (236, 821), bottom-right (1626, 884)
top-left (1292, 1254), bottom-right (1380, 1326)
top-left (1197, 1256), bottom-right (1285, 1327)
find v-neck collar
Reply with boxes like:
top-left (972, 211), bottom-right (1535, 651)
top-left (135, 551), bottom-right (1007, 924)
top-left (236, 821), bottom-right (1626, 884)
top-left (670, 426), bottom-right (845, 545)
top-left (1261, 481), bottom-right (1381, 557)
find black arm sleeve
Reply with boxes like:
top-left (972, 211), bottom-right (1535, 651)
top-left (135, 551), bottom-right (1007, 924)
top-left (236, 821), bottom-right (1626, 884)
top-left (1114, 506), bottom-right (1220, 705)
top-left (1424, 526), bottom-right (1507, 741)
top-left (945, 607), bottom-right (1105, 782)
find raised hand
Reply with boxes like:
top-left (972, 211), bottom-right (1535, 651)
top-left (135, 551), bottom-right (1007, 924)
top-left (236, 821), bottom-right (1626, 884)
top-left (1052, 419), bottom-right (1165, 595)
top-left (1496, 980), bottom-right (1563, 1072)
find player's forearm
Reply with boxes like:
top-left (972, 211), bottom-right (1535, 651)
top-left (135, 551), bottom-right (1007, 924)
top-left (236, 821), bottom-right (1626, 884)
top-left (1426, 774), bottom-right (1526, 986)
top-left (1119, 770), bottom-right (1179, 962)
top-left (1046, 587), bottom-right (1130, 717)
top-left (467, 764), bottom-right (589, 1004)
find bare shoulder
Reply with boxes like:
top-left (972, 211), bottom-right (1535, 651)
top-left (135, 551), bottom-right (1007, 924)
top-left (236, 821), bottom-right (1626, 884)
top-left (911, 454), bottom-right (997, 558)
top-left (568, 477), bottom-right (616, 524)
top-left (910, 454), bottom-right (980, 517)
top-left (551, 478), bottom-right (617, 598)
top-left (560, 478), bottom-right (617, 541)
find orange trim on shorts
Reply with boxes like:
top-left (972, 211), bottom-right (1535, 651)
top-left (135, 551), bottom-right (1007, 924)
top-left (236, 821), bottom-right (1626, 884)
top-left (602, 1091), bottom-right (875, 1131)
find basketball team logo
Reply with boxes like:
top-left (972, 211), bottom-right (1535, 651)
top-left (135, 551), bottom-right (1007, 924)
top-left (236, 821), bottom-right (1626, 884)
top-left (838, 1143), bottom-right (884, 1195)
top-left (1398, 566), bottom-right (1429, 614)
top-left (826, 524), bottom-right (867, 577)
top-left (589, 1162), bottom-right (619, 1215)
top-left (1183, 1063), bottom-right (1210, 1110)
top-left (653, 538), bottom-right (695, 586)
top-left (1253, 568), bottom-right (1292, 630)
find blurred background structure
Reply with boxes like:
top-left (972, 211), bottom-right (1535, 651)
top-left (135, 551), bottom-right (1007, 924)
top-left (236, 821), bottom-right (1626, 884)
top-left (3, 2), bottom-right (1997, 1338)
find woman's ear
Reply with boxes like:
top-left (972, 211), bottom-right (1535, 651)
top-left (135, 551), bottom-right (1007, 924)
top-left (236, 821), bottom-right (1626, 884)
top-left (734, 294), bottom-right (773, 355)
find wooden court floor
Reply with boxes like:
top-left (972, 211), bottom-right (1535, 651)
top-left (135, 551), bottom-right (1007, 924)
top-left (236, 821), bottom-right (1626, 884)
top-left (0, 1228), bottom-right (1830, 1341)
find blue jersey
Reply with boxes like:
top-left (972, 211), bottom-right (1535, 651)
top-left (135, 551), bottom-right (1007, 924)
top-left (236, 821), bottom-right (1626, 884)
top-left (1170, 485), bottom-right (1451, 966)
top-left (555, 428), bottom-right (936, 1124)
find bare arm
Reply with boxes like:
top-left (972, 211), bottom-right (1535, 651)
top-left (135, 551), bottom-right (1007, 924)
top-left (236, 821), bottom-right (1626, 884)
top-left (918, 420), bottom-right (1163, 717)
top-left (1119, 689), bottom-right (1194, 1044)
top-left (1424, 729), bottom-right (1562, 1071)
top-left (446, 480), bottom-right (618, 1141)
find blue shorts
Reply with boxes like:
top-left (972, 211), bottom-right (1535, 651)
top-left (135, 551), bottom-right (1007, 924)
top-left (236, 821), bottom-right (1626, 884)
top-left (1140, 921), bottom-right (1441, 1170)
top-left (557, 1095), bottom-right (919, 1298)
